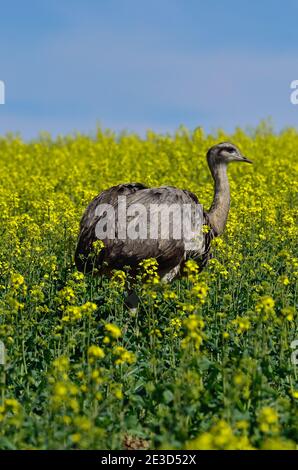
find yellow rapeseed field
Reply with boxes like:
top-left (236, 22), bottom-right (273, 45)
top-left (0, 123), bottom-right (297, 449)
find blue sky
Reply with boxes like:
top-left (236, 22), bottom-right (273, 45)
top-left (0, 0), bottom-right (298, 138)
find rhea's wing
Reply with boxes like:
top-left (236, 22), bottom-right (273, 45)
top-left (103, 186), bottom-right (204, 271)
top-left (75, 183), bottom-right (205, 273)
top-left (105, 186), bottom-right (185, 270)
top-left (75, 183), bottom-right (147, 272)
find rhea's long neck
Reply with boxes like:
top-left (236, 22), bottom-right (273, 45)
top-left (207, 163), bottom-right (230, 236)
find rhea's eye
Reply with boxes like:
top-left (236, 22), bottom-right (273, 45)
top-left (227, 147), bottom-right (235, 153)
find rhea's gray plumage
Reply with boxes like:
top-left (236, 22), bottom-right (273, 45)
top-left (75, 142), bottom-right (252, 281)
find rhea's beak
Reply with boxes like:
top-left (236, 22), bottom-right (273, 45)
top-left (239, 155), bottom-right (253, 164)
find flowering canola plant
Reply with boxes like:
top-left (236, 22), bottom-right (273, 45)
top-left (0, 123), bottom-right (297, 449)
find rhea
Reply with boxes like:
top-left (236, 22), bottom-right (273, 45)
top-left (75, 142), bottom-right (252, 284)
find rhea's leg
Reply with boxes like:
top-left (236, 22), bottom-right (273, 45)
top-left (125, 290), bottom-right (139, 314)
top-left (160, 264), bottom-right (181, 283)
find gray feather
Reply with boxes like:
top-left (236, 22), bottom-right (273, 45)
top-left (75, 183), bottom-right (211, 276)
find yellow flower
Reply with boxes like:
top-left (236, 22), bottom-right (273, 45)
top-left (149, 328), bottom-right (162, 338)
top-left (139, 258), bottom-right (160, 284)
top-left (52, 356), bottom-right (69, 372)
top-left (69, 398), bottom-right (79, 413)
top-left (105, 323), bottom-right (122, 339)
top-left (62, 415), bottom-right (72, 425)
top-left (61, 301), bottom-right (97, 323)
top-left (113, 346), bottom-right (136, 365)
top-left (4, 398), bottom-right (21, 414)
top-left (73, 416), bottom-right (92, 431)
top-left (186, 420), bottom-right (254, 450)
top-left (231, 316), bottom-right (251, 334)
top-left (92, 239), bottom-right (105, 255)
top-left (202, 224), bottom-right (211, 234)
top-left (163, 290), bottom-right (177, 301)
top-left (191, 283), bottom-right (208, 303)
top-left (11, 273), bottom-right (25, 288)
top-left (183, 259), bottom-right (200, 282)
top-left (280, 306), bottom-right (295, 322)
top-left (279, 275), bottom-right (290, 286)
top-left (88, 345), bottom-right (105, 359)
top-left (168, 317), bottom-right (182, 338)
top-left (110, 270), bottom-right (126, 288)
top-left (57, 286), bottom-right (76, 306)
top-left (258, 407), bottom-right (279, 434)
top-left (261, 438), bottom-right (296, 450)
top-left (236, 420), bottom-right (249, 430)
top-left (110, 383), bottom-right (124, 400)
top-left (71, 433), bottom-right (81, 444)
top-left (181, 314), bottom-right (204, 350)
top-left (53, 382), bottom-right (68, 398)
top-left (255, 295), bottom-right (275, 320)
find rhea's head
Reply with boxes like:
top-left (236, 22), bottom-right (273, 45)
top-left (207, 142), bottom-right (252, 168)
